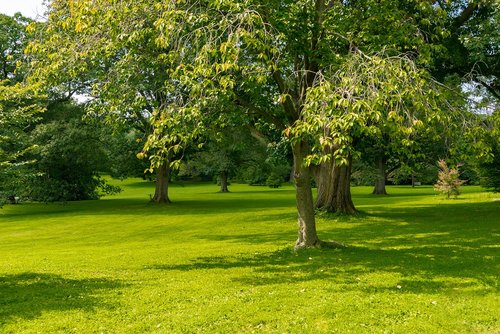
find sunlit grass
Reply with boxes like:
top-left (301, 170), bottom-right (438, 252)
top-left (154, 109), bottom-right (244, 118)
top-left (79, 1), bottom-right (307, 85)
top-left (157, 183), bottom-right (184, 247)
top-left (1, 180), bottom-right (498, 333)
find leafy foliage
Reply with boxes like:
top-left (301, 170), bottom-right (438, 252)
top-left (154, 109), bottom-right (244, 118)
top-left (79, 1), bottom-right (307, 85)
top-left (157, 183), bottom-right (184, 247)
top-left (0, 13), bottom-right (44, 206)
top-left (23, 103), bottom-right (121, 202)
top-left (477, 110), bottom-right (500, 192)
top-left (434, 160), bottom-right (466, 199)
top-left (266, 172), bottom-right (283, 188)
top-left (25, 111), bottom-right (119, 202)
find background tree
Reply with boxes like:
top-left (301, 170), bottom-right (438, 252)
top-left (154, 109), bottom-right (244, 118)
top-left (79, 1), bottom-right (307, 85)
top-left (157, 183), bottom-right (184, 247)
top-left (0, 13), bottom-right (43, 205)
top-left (21, 102), bottom-right (120, 202)
top-left (105, 130), bottom-right (151, 180)
top-left (27, 0), bottom-right (203, 204)
top-left (300, 51), bottom-right (454, 208)
top-left (184, 128), bottom-right (254, 193)
top-left (434, 159), bottom-right (466, 199)
top-left (476, 110), bottom-right (500, 192)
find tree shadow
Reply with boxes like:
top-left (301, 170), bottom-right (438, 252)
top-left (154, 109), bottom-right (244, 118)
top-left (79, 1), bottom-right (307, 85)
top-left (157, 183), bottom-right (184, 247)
top-left (0, 273), bottom-right (125, 326)
top-left (147, 200), bottom-right (499, 296)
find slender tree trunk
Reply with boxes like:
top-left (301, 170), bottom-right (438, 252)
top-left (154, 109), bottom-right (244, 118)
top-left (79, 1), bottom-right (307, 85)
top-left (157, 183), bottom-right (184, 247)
top-left (219, 171), bottom-right (229, 192)
top-left (372, 152), bottom-right (388, 195)
top-left (152, 161), bottom-right (171, 203)
top-left (315, 152), bottom-right (356, 214)
top-left (411, 173), bottom-right (415, 188)
top-left (293, 141), bottom-right (320, 250)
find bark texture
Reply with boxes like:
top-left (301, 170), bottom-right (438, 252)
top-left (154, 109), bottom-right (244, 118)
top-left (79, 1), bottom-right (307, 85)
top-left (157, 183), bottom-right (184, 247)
top-left (219, 171), bottom-right (229, 192)
top-left (315, 153), bottom-right (356, 214)
top-left (152, 162), bottom-right (171, 203)
top-left (372, 152), bottom-right (388, 195)
top-left (293, 141), bottom-right (320, 250)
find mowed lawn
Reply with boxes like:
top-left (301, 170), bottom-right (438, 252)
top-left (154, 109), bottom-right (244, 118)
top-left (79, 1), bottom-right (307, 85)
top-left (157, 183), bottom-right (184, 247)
top-left (0, 180), bottom-right (499, 333)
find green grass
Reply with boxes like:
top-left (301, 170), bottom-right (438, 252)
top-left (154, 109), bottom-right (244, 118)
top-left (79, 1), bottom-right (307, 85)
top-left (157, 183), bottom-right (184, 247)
top-left (1, 180), bottom-right (499, 333)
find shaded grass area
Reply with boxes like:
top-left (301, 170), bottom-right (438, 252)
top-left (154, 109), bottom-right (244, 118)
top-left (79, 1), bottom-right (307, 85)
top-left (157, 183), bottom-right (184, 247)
top-left (0, 181), bottom-right (498, 333)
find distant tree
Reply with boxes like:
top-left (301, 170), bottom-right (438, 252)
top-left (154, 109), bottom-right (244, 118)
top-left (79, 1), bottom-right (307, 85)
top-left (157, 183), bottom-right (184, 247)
top-left (0, 13), bottom-right (42, 206)
top-left (106, 130), bottom-right (151, 180)
top-left (434, 160), bottom-right (466, 199)
top-left (27, 1), bottom-right (201, 204)
top-left (24, 102), bottom-right (120, 202)
top-left (183, 123), bottom-right (264, 192)
top-left (477, 111), bottom-right (500, 192)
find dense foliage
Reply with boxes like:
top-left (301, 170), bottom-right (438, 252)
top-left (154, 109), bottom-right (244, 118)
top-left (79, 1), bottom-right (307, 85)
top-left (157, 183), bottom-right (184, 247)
top-left (25, 104), bottom-right (121, 202)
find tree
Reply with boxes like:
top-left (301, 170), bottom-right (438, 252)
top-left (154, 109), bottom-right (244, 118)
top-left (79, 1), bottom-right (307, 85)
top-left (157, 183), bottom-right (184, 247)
top-left (105, 130), bottom-right (151, 180)
top-left (477, 110), bottom-right (500, 192)
top-left (301, 51), bottom-right (453, 207)
top-left (432, 0), bottom-right (499, 99)
top-left (21, 102), bottom-right (121, 202)
top-left (27, 1), bottom-right (202, 204)
top-left (0, 13), bottom-right (43, 205)
top-left (434, 160), bottom-right (466, 199)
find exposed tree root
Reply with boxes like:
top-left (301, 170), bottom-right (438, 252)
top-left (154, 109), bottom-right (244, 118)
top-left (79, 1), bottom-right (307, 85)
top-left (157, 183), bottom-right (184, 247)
top-left (294, 239), bottom-right (347, 251)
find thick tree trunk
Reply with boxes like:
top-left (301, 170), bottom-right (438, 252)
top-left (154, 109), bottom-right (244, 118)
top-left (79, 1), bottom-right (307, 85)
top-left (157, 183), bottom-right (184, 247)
top-left (292, 141), bottom-right (320, 250)
top-left (315, 151), bottom-right (356, 214)
top-left (372, 152), bottom-right (388, 195)
top-left (152, 161), bottom-right (171, 203)
top-left (219, 171), bottom-right (229, 192)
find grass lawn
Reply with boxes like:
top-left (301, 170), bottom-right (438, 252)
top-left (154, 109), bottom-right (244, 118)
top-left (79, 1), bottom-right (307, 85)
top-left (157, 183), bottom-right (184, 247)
top-left (0, 180), bottom-right (499, 333)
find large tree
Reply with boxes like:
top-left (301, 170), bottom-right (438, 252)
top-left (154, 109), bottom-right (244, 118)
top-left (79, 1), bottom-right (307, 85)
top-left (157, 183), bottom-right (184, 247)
top-left (27, 0), bottom-right (202, 204)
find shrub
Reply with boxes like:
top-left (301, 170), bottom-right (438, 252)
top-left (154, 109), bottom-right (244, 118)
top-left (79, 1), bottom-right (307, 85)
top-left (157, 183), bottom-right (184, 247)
top-left (434, 160), bottom-right (466, 199)
top-left (266, 172), bottom-right (282, 188)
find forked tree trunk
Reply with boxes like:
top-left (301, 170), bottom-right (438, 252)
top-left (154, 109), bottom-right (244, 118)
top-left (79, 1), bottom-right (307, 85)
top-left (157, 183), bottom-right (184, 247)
top-left (219, 171), bottom-right (229, 192)
top-left (292, 141), bottom-right (320, 250)
top-left (315, 152), bottom-right (356, 214)
top-left (372, 152), bottom-right (388, 195)
top-left (152, 161), bottom-right (171, 203)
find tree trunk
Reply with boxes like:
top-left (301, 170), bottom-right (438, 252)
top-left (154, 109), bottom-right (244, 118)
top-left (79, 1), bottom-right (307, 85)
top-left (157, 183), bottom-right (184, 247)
top-left (219, 171), bottom-right (229, 192)
top-left (315, 152), bottom-right (356, 214)
top-left (372, 152), bottom-right (388, 195)
top-left (152, 161), bottom-right (171, 203)
top-left (292, 141), bottom-right (320, 250)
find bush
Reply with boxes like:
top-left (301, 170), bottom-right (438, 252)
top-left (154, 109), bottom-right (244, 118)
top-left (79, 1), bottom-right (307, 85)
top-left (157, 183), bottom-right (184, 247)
top-left (266, 172), bottom-right (282, 188)
top-left (25, 117), bottom-right (121, 202)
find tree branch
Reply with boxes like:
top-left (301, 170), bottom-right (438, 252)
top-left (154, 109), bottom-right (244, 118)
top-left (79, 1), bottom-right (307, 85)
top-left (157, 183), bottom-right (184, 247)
top-left (272, 70), bottom-right (299, 120)
top-left (453, 1), bottom-right (481, 30)
top-left (478, 78), bottom-right (500, 100)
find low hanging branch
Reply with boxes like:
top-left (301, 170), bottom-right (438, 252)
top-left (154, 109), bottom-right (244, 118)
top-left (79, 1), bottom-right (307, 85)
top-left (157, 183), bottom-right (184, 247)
top-left (297, 50), bottom-right (460, 167)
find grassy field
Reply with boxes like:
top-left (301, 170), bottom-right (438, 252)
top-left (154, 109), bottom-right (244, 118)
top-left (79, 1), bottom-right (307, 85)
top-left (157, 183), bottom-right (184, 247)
top-left (0, 180), bottom-right (499, 333)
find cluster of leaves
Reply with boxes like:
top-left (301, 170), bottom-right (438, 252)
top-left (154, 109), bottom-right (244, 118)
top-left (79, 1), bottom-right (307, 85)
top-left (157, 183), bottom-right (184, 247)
top-left (298, 50), bottom-right (450, 166)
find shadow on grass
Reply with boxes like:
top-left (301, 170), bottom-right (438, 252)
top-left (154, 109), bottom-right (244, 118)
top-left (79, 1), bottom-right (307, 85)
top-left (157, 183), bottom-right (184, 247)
top-left (0, 273), bottom-right (125, 325)
top-left (0, 196), bottom-right (296, 220)
top-left (148, 200), bottom-right (499, 295)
